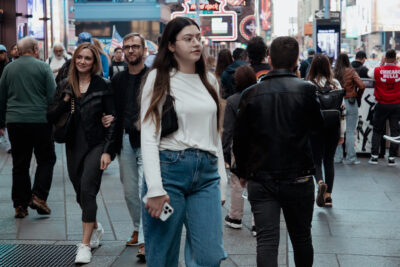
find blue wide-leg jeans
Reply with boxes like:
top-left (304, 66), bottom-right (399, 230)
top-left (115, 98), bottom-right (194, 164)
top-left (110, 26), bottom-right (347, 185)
top-left (142, 149), bottom-right (227, 267)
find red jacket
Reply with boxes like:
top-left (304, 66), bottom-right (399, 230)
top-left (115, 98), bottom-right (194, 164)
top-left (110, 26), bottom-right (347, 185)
top-left (374, 64), bottom-right (400, 104)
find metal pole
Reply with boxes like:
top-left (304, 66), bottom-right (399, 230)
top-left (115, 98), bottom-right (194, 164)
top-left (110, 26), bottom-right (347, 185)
top-left (324, 0), bottom-right (330, 18)
top-left (63, 0), bottom-right (68, 50)
top-left (195, 0), bottom-right (200, 26)
top-left (254, 0), bottom-right (261, 36)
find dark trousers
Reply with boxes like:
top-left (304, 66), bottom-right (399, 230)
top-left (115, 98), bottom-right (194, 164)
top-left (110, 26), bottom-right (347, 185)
top-left (371, 103), bottom-right (400, 157)
top-left (7, 123), bottom-right (56, 208)
top-left (248, 178), bottom-right (315, 267)
top-left (311, 128), bottom-right (340, 193)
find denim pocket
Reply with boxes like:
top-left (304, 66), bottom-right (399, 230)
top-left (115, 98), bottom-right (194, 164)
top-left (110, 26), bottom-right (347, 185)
top-left (159, 151), bottom-right (180, 164)
top-left (206, 153), bottom-right (218, 165)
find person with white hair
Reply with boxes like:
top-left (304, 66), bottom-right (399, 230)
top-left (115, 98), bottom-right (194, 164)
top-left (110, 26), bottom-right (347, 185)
top-left (46, 42), bottom-right (71, 78)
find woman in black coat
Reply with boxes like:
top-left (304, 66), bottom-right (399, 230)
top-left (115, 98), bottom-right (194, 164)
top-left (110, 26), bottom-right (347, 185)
top-left (47, 43), bottom-right (116, 264)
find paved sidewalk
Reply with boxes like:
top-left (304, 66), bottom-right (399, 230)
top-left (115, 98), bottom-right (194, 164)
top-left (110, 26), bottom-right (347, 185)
top-left (0, 144), bottom-right (286, 266)
top-left (1, 142), bottom-right (400, 266)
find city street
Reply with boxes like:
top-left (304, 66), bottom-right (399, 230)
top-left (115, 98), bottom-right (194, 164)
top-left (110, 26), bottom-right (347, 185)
top-left (0, 143), bottom-right (400, 266)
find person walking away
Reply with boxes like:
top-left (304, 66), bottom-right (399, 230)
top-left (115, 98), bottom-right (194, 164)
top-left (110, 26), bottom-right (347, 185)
top-left (0, 44), bottom-right (11, 153)
top-left (334, 53), bottom-right (366, 164)
top-left (223, 65), bottom-right (256, 230)
top-left (246, 36), bottom-right (271, 80)
top-left (0, 37), bottom-right (57, 219)
top-left (307, 54), bottom-right (346, 208)
top-left (47, 43), bottom-right (116, 264)
top-left (141, 17), bottom-right (227, 267)
top-left (109, 47), bottom-right (128, 78)
top-left (215, 49), bottom-right (233, 85)
top-left (300, 48), bottom-right (315, 79)
top-left (220, 48), bottom-right (248, 99)
top-left (351, 51), bottom-right (369, 78)
top-left (46, 42), bottom-right (71, 78)
top-left (367, 49), bottom-right (400, 166)
top-left (233, 36), bottom-right (324, 267)
top-left (103, 32), bottom-right (148, 261)
top-left (92, 38), bottom-right (110, 79)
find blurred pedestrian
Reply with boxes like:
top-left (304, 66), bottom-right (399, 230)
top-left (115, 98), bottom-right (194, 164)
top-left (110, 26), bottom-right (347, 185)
top-left (103, 32), bottom-right (148, 260)
top-left (351, 51), bottom-right (369, 78)
top-left (140, 17), bottom-right (227, 267)
top-left (92, 38), bottom-right (110, 78)
top-left (220, 48), bottom-right (248, 99)
top-left (47, 42), bottom-right (116, 264)
top-left (215, 48), bottom-right (233, 83)
top-left (0, 37), bottom-right (56, 219)
top-left (300, 48), bottom-right (315, 79)
top-left (9, 44), bottom-right (19, 62)
top-left (233, 36), bottom-right (323, 267)
top-left (206, 55), bottom-right (216, 73)
top-left (334, 53), bottom-right (365, 164)
top-left (223, 65), bottom-right (256, 231)
top-left (0, 44), bottom-right (11, 153)
top-left (246, 36), bottom-right (271, 80)
top-left (46, 42), bottom-right (71, 78)
top-left (307, 54), bottom-right (346, 208)
top-left (367, 49), bottom-right (400, 166)
top-left (109, 47), bottom-right (127, 78)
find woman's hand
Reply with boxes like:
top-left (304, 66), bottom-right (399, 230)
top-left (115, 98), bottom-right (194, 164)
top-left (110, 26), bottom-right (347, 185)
top-left (100, 153), bottom-right (111, 170)
top-left (145, 194), bottom-right (170, 218)
top-left (102, 113), bottom-right (114, 128)
top-left (338, 137), bottom-right (345, 145)
top-left (63, 93), bottom-right (70, 102)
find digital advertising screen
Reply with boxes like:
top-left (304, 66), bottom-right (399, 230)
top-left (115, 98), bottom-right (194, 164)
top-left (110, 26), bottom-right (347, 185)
top-left (316, 21), bottom-right (340, 61)
top-left (27, 0), bottom-right (45, 39)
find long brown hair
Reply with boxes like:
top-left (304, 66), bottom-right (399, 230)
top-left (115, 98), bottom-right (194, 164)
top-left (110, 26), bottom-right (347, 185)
top-left (143, 17), bottom-right (220, 133)
top-left (215, 49), bottom-right (233, 78)
top-left (68, 43), bottom-right (101, 98)
top-left (307, 54), bottom-right (338, 89)
top-left (334, 53), bottom-right (351, 87)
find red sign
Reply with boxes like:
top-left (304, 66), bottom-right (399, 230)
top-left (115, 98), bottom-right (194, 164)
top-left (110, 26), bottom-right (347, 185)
top-left (260, 0), bottom-right (271, 31)
top-left (189, 3), bottom-right (220, 11)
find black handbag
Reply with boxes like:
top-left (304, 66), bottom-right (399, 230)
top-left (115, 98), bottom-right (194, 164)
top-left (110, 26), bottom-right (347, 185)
top-left (54, 98), bottom-right (75, 144)
top-left (160, 94), bottom-right (178, 138)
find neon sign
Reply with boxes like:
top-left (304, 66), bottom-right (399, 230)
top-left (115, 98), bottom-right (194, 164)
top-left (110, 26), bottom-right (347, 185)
top-left (171, 0), bottom-right (238, 41)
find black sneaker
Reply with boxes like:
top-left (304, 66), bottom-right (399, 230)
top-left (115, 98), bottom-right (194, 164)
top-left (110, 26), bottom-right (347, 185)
top-left (388, 157), bottom-right (396, 166)
top-left (224, 215), bottom-right (242, 229)
top-left (251, 226), bottom-right (257, 237)
top-left (368, 155), bottom-right (378, 165)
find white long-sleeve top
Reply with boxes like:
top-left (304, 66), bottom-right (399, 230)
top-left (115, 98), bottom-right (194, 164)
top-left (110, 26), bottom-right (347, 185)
top-left (140, 69), bottom-right (227, 201)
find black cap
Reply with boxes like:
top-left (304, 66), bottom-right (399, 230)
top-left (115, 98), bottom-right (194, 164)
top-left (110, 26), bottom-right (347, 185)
top-left (355, 51), bottom-right (367, 60)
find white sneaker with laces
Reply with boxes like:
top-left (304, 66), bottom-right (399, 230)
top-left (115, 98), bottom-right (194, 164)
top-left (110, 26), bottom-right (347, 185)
top-left (75, 243), bottom-right (92, 264)
top-left (90, 222), bottom-right (104, 249)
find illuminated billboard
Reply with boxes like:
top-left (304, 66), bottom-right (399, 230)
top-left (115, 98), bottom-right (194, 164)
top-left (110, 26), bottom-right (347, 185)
top-left (315, 18), bottom-right (341, 60)
top-left (374, 0), bottom-right (400, 32)
top-left (171, 0), bottom-right (237, 41)
top-left (27, 0), bottom-right (45, 39)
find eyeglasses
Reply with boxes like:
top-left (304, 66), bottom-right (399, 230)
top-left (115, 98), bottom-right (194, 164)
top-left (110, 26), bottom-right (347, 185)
top-left (123, 44), bottom-right (142, 51)
top-left (176, 36), bottom-right (202, 45)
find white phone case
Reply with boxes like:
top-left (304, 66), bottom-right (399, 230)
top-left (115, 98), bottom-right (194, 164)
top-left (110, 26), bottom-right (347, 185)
top-left (159, 202), bottom-right (174, 221)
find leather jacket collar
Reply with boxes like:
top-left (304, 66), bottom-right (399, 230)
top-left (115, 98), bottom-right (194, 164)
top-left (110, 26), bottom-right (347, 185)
top-left (260, 69), bottom-right (297, 81)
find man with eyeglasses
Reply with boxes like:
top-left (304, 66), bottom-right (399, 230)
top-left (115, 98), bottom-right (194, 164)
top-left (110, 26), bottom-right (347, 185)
top-left (46, 43), bottom-right (71, 78)
top-left (102, 32), bottom-right (148, 261)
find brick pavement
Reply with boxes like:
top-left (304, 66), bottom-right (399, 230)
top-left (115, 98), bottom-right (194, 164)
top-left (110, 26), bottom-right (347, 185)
top-left (0, 142), bottom-right (400, 266)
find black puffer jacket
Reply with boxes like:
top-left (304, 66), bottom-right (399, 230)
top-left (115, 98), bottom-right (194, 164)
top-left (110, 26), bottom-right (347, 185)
top-left (47, 75), bottom-right (117, 158)
top-left (232, 69), bottom-right (324, 181)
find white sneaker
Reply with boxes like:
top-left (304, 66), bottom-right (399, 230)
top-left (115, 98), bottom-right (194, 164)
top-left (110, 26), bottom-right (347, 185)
top-left (75, 243), bottom-right (92, 264)
top-left (90, 222), bottom-right (104, 249)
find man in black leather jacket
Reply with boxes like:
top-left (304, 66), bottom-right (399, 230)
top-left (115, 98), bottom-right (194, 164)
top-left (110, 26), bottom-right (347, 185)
top-left (233, 36), bottom-right (324, 267)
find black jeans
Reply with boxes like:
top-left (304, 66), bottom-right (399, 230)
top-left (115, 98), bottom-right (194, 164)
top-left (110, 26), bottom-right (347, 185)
top-left (248, 177), bottom-right (314, 267)
top-left (310, 128), bottom-right (340, 193)
top-left (371, 103), bottom-right (400, 157)
top-left (7, 123), bottom-right (56, 208)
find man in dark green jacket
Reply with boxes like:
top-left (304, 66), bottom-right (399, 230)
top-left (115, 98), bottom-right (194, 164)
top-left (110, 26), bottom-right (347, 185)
top-left (0, 37), bottom-right (57, 219)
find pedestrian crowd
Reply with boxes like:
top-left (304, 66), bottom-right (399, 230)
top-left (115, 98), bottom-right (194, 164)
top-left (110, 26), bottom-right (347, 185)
top-left (0, 16), bottom-right (399, 267)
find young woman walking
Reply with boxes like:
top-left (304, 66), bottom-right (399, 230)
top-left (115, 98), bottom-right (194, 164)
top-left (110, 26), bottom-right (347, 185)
top-left (307, 54), bottom-right (346, 207)
top-left (47, 43), bottom-right (116, 264)
top-left (140, 17), bottom-right (227, 267)
top-left (334, 53), bottom-right (365, 164)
